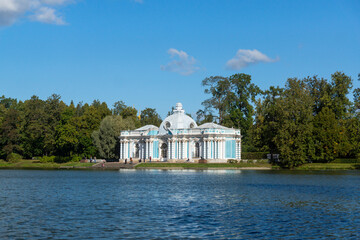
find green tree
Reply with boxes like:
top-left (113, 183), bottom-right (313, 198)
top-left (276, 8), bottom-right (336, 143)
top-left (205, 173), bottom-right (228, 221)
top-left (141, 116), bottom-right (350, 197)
top-left (140, 108), bottom-right (162, 127)
top-left (200, 73), bottom-right (260, 141)
top-left (0, 109), bottom-right (22, 158)
top-left (92, 115), bottom-right (135, 159)
top-left (252, 86), bottom-right (284, 154)
top-left (43, 94), bottom-right (66, 156)
top-left (201, 76), bottom-right (232, 124)
top-left (304, 76), bottom-right (332, 115)
top-left (113, 101), bottom-right (127, 115)
top-left (195, 109), bottom-right (214, 125)
top-left (21, 96), bottom-right (47, 158)
top-left (274, 78), bottom-right (314, 168)
top-left (312, 107), bottom-right (340, 162)
top-left (330, 71), bottom-right (353, 120)
top-left (120, 106), bottom-right (140, 127)
top-left (55, 103), bottom-right (78, 156)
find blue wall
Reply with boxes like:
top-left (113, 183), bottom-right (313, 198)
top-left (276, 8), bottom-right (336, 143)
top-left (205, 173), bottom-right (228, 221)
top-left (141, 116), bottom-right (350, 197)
top-left (148, 130), bottom-right (159, 136)
top-left (153, 141), bottom-right (159, 158)
top-left (225, 140), bottom-right (236, 158)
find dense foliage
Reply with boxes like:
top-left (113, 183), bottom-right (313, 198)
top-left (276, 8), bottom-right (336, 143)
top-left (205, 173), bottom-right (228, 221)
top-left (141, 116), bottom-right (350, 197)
top-left (198, 72), bottom-right (360, 168)
top-left (1, 71), bottom-right (359, 169)
top-left (0, 95), bottom-right (161, 160)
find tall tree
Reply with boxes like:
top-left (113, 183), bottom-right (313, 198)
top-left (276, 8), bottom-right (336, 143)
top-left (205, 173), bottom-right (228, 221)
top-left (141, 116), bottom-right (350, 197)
top-left (43, 94), bottom-right (66, 156)
top-left (140, 108), bottom-right (162, 127)
top-left (330, 71), bottom-right (353, 120)
top-left (252, 86), bottom-right (284, 154)
top-left (92, 115), bottom-right (135, 159)
top-left (113, 101), bottom-right (127, 115)
top-left (21, 96), bottom-right (47, 157)
top-left (201, 76), bottom-right (232, 124)
top-left (274, 78), bottom-right (314, 168)
top-left (304, 76), bottom-right (332, 115)
top-left (312, 107), bottom-right (340, 162)
top-left (200, 73), bottom-right (260, 141)
top-left (0, 109), bottom-right (22, 158)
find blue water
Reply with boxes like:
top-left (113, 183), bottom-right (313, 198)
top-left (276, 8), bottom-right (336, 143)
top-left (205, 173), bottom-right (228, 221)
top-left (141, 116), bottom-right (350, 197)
top-left (0, 169), bottom-right (359, 239)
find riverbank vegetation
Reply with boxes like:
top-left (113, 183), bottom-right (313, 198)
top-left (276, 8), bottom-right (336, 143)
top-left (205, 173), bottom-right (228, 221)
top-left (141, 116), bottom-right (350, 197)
top-left (1, 71), bottom-right (360, 169)
top-left (0, 159), bottom-right (95, 169)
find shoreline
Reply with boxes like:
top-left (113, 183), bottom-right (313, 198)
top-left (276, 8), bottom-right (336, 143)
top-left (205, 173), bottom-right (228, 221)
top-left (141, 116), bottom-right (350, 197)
top-left (135, 167), bottom-right (272, 170)
top-left (1, 161), bottom-right (359, 171)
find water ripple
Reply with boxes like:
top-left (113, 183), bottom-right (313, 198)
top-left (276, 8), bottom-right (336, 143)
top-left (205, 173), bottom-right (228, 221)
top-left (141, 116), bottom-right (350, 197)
top-left (0, 170), bottom-right (359, 239)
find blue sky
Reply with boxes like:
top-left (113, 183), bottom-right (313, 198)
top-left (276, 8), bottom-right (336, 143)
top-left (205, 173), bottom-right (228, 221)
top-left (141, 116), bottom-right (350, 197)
top-left (0, 0), bottom-right (359, 118)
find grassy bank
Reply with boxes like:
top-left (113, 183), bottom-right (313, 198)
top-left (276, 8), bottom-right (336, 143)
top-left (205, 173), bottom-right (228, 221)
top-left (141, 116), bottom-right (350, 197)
top-left (135, 162), bottom-right (272, 169)
top-left (295, 163), bottom-right (360, 170)
top-left (0, 160), bottom-right (95, 169)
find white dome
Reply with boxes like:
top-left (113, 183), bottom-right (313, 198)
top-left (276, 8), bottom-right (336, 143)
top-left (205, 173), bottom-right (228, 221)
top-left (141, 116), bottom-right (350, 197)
top-left (158, 103), bottom-right (197, 135)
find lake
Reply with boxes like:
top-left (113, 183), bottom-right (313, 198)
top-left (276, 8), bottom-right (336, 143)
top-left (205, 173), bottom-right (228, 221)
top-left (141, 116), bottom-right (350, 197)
top-left (0, 169), bottom-right (359, 239)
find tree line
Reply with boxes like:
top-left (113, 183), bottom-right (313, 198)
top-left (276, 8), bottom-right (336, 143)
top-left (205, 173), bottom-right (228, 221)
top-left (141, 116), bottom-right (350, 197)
top-left (1, 71), bottom-right (359, 167)
top-left (197, 72), bottom-right (360, 168)
top-left (0, 95), bottom-right (161, 161)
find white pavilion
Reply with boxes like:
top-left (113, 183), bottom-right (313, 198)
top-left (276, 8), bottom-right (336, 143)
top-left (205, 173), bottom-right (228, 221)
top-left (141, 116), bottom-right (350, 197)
top-left (119, 103), bottom-right (241, 163)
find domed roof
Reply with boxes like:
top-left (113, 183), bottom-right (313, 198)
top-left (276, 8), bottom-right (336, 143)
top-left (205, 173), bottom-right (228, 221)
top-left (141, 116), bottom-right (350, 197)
top-left (158, 103), bottom-right (197, 135)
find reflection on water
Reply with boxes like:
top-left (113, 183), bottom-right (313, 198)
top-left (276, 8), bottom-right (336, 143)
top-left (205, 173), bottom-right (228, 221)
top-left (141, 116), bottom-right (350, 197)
top-left (0, 170), bottom-right (359, 239)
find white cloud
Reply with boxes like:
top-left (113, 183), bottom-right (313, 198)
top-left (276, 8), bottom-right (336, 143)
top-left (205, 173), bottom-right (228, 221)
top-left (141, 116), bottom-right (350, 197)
top-left (0, 0), bottom-right (72, 26)
top-left (226, 49), bottom-right (279, 70)
top-left (160, 48), bottom-right (200, 76)
top-left (31, 6), bottom-right (65, 25)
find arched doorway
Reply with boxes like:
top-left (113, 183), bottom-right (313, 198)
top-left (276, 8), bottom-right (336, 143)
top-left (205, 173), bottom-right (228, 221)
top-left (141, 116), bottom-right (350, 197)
top-left (195, 142), bottom-right (200, 158)
top-left (135, 143), bottom-right (139, 158)
top-left (161, 143), bottom-right (168, 160)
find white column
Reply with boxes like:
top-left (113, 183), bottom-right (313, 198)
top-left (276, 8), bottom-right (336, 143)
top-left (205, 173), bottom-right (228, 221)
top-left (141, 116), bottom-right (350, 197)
top-left (129, 141), bottom-right (133, 158)
top-left (200, 141), bottom-right (203, 158)
top-left (150, 140), bottom-right (153, 158)
top-left (208, 139), bottom-right (212, 159)
top-left (215, 140), bottom-right (218, 159)
top-left (189, 140), bottom-right (192, 160)
top-left (183, 140), bottom-right (185, 159)
top-left (219, 139), bottom-right (223, 160)
top-left (204, 140), bottom-right (206, 158)
top-left (168, 140), bottom-right (172, 159)
top-left (147, 140), bottom-right (150, 159)
top-left (185, 140), bottom-right (187, 159)
top-left (144, 141), bottom-right (147, 159)
top-left (119, 140), bottom-right (122, 159)
top-left (223, 139), bottom-right (226, 159)
top-left (123, 140), bottom-right (127, 159)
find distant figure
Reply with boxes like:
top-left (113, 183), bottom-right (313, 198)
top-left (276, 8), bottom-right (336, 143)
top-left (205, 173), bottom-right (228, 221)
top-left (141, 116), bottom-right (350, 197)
top-left (187, 158), bottom-right (190, 162)
top-left (149, 156), bottom-right (152, 162)
top-left (90, 156), bottom-right (93, 163)
top-left (125, 158), bottom-right (127, 164)
top-left (139, 159), bottom-right (142, 163)
top-left (130, 157), bottom-right (133, 164)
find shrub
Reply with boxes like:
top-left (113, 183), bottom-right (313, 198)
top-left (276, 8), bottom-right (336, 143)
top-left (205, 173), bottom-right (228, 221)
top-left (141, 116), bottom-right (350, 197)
top-left (39, 156), bottom-right (56, 163)
top-left (71, 156), bottom-right (81, 162)
top-left (227, 159), bottom-right (238, 164)
top-left (6, 153), bottom-right (23, 163)
top-left (332, 158), bottom-right (360, 163)
top-left (54, 156), bottom-right (72, 163)
top-left (241, 152), bottom-right (268, 160)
